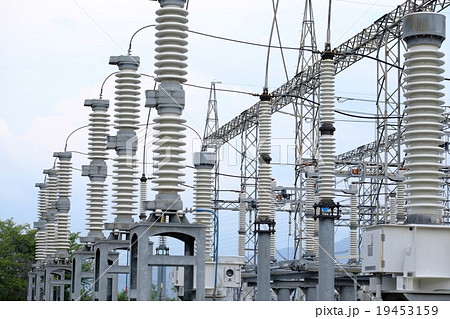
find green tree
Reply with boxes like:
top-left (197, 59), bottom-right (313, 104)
top-left (68, 231), bottom-right (83, 259)
top-left (117, 289), bottom-right (128, 301)
top-left (0, 219), bottom-right (36, 300)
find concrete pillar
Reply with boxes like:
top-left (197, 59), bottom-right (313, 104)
top-left (27, 272), bottom-right (35, 301)
top-left (256, 231), bottom-right (272, 301)
top-left (340, 285), bottom-right (356, 301)
top-left (137, 236), bottom-right (152, 300)
top-left (276, 288), bottom-right (291, 301)
top-left (305, 287), bottom-right (317, 301)
top-left (318, 217), bottom-right (335, 301)
top-left (71, 254), bottom-right (82, 300)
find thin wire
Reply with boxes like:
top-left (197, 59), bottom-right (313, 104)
top-left (264, 0), bottom-right (279, 89)
top-left (99, 72), bottom-right (119, 99)
top-left (186, 29), bottom-right (318, 52)
top-left (186, 164), bottom-right (257, 180)
top-left (335, 109), bottom-right (403, 120)
top-left (335, 0), bottom-right (391, 7)
top-left (271, 0), bottom-right (290, 82)
top-left (128, 24), bottom-right (156, 55)
top-left (340, 51), bottom-right (404, 70)
top-left (64, 125), bottom-right (89, 152)
top-left (185, 82), bottom-right (258, 96)
top-left (142, 81), bottom-right (157, 175)
top-left (71, 0), bottom-right (126, 53)
top-left (333, 0), bottom-right (379, 46)
top-left (326, 0), bottom-right (333, 48)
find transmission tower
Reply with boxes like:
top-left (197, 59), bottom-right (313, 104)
top-left (292, 0), bottom-right (321, 259)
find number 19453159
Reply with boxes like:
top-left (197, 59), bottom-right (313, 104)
top-left (376, 305), bottom-right (438, 316)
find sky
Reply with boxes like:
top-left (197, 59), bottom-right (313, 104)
top-left (1, 0), bottom-right (450, 257)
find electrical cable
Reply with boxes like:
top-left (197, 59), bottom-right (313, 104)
top-left (272, 1), bottom-right (290, 83)
top-left (185, 164), bottom-right (256, 180)
top-left (99, 72), bottom-right (119, 99)
top-left (186, 29), bottom-right (319, 52)
top-left (335, 109), bottom-right (403, 120)
top-left (184, 82), bottom-right (258, 96)
top-left (339, 51), bottom-right (404, 70)
top-left (64, 125), bottom-right (89, 152)
top-left (264, 0), bottom-right (279, 90)
top-left (128, 24), bottom-right (156, 55)
top-left (332, 0), bottom-right (380, 46)
top-left (335, 0), bottom-right (391, 7)
top-left (142, 81), bottom-right (157, 176)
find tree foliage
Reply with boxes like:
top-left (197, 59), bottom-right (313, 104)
top-left (0, 219), bottom-right (36, 300)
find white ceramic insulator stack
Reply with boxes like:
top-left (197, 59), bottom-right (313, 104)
top-left (257, 99), bottom-right (273, 220)
top-left (389, 194), bottom-right (396, 224)
top-left (194, 167), bottom-right (214, 260)
top-left (35, 184), bottom-right (48, 261)
top-left (313, 204), bottom-right (319, 257)
top-left (305, 173), bottom-right (315, 256)
top-left (258, 97), bottom-right (275, 260)
top-left (152, 114), bottom-right (186, 197)
top-left (318, 59), bottom-right (336, 200)
top-left (152, 2), bottom-right (188, 199)
top-left (55, 157), bottom-right (72, 252)
top-left (403, 41), bottom-right (445, 221)
top-left (140, 178), bottom-right (148, 215)
top-left (154, 4), bottom-right (188, 83)
top-left (238, 192), bottom-right (246, 257)
top-left (111, 67), bottom-right (141, 221)
top-left (46, 170), bottom-right (58, 208)
top-left (270, 195), bottom-right (276, 258)
top-left (350, 187), bottom-right (358, 259)
top-left (396, 181), bottom-right (405, 223)
top-left (86, 106), bottom-right (109, 233)
top-left (45, 170), bottom-right (57, 256)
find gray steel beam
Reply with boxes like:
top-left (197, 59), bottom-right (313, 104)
top-left (206, 0), bottom-right (450, 146)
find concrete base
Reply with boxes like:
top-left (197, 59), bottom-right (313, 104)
top-left (92, 238), bottom-right (130, 301)
top-left (71, 249), bottom-right (95, 301)
top-left (130, 222), bottom-right (206, 301)
top-left (43, 262), bottom-right (72, 301)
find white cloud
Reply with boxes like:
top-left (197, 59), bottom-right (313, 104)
top-left (20, 86), bottom-right (98, 154)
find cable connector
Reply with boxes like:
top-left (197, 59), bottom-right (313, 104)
top-left (313, 198), bottom-right (341, 220)
top-left (145, 82), bottom-right (185, 114)
top-left (259, 88), bottom-right (272, 102)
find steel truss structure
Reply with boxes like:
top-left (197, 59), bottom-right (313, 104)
top-left (206, 0), bottom-right (450, 262)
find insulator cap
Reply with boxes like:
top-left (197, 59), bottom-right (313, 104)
top-left (109, 55), bottom-right (140, 70)
top-left (321, 50), bottom-right (335, 60)
top-left (159, 0), bottom-right (186, 7)
top-left (53, 151), bottom-right (72, 161)
top-left (403, 12), bottom-right (446, 47)
top-left (259, 90), bottom-right (271, 102)
top-left (84, 99), bottom-right (109, 111)
top-left (193, 152), bottom-right (216, 168)
top-left (319, 122), bottom-right (336, 135)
